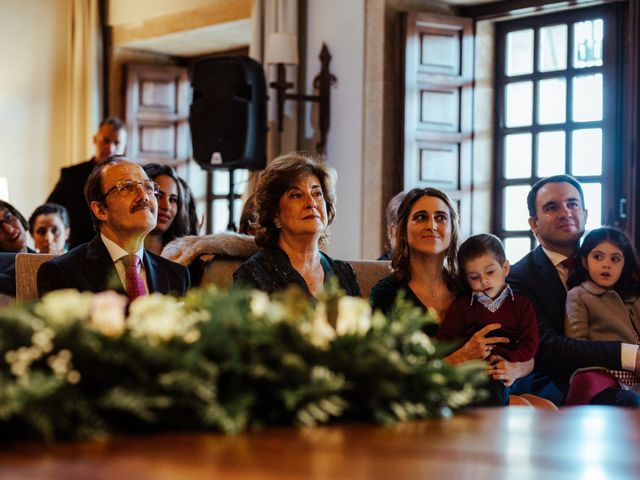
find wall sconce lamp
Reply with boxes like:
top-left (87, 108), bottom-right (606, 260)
top-left (266, 32), bottom-right (336, 153)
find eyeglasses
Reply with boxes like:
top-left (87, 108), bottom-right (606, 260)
top-left (0, 212), bottom-right (18, 228)
top-left (101, 180), bottom-right (160, 200)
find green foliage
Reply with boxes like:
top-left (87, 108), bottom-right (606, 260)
top-left (0, 287), bottom-right (487, 441)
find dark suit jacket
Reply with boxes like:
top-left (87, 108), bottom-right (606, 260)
top-left (508, 245), bottom-right (621, 393)
top-left (37, 236), bottom-right (190, 297)
top-left (47, 159), bottom-right (97, 248)
top-left (0, 252), bottom-right (18, 295)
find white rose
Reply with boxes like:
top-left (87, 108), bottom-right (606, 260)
top-left (90, 291), bottom-right (127, 337)
top-left (35, 289), bottom-right (93, 326)
top-left (309, 303), bottom-right (336, 349)
top-left (127, 294), bottom-right (207, 344)
top-left (250, 290), bottom-right (271, 317)
top-left (335, 296), bottom-right (371, 337)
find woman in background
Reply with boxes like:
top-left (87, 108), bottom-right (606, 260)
top-left (142, 164), bottom-right (190, 255)
top-left (28, 203), bottom-right (70, 254)
top-left (233, 152), bottom-right (359, 297)
top-left (0, 200), bottom-right (30, 253)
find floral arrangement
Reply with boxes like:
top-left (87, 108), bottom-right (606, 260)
top-left (0, 283), bottom-right (487, 441)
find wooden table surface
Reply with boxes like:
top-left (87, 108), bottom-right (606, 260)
top-left (1, 406), bottom-right (639, 480)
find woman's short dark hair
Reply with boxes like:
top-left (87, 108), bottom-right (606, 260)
top-left (391, 187), bottom-right (460, 291)
top-left (253, 152), bottom-right (337, 249)
top-left (568, 226), bottom-right (640, 298)
top-left (239, 194), bottom-right (256, 236)
top-left (0, 200), bottom-right (28, 230)
top-left (28, 203), bottom-right (69, 234)
top-left (143, 163), bottom-right (190, 245)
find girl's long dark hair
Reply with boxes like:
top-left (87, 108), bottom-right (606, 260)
top-left (568, 226), bottom-right (640, 299)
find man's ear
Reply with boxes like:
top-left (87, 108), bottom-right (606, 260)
top-left (90, 201), bottom-right (108, 222)
top-left (528, 216), bottom-right (538, 236)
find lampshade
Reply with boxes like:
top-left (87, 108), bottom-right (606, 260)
top-left (0, 177), bottom-right (8, 201)
top-left (265, 32), bottom-right (299, 65)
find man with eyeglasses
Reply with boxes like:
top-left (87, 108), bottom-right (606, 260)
top-left (47, 117), bottom-right (128, 249)
top-left (37, 158), bottom-right (190, 298)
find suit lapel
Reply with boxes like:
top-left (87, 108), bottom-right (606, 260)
top-left (532, 246), bottom-right (567, 317)
top-left (83, 236), bottom-right (124, 293)
top-left (143, 251), bottom-right (166, 294)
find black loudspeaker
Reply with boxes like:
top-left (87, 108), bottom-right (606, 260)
top-left (190, 55), bottom-right (267, 171)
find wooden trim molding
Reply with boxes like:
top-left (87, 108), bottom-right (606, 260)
top-left (111, 0), bottom-right (252, 46)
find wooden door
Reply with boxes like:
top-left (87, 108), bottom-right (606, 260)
top-left (125, 64), bottom-right (190, 175)
top-left (403, 13), bottom-right (474, 235)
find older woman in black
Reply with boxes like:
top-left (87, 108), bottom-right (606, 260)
top-left (233, 152), bottom-right (359, 297)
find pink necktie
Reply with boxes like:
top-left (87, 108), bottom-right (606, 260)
top-left (122, 254), bottom-right (146, 301)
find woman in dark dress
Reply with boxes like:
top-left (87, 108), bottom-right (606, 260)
top-left (233, 152), bottom-right (359, 297)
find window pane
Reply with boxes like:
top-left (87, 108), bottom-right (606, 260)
top-left (506, 29), bottom-right (534, 76)
top-left (213, 199), bottom-right (229, 232)
top-left (538, 78), bottom-right (566, 124)
top-left (572, 74), bottom-right (603, 122)
top-left (505, 81), bottom-right (533, 127)
top-left (504, 134), bottom-right (532, 179)
top-left (573, 19), bottom-right (603, 68)
top-left (233, 169), bottom-right (250, 194)
top-left (213, 170), bottom-right (230, 195)
top-left (504, 237), bottom-right (532, 265)
top-left (537, 131), bottom-right (565, 177)
top-left (572, 128), bottom-right (602, 176)
top-left (504, 185), bottom-right (531, 231)
top-left (582, 182), bottom-right (602, 230)
top-left (539, 24), bottom-right (567, 72)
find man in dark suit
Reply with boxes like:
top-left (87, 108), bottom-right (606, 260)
top-left (38, 158), bottom-right (189, 298)
top-left (508, 174), bottom-right (638, 406)
top-left (47, 117), bottom-right (127, 248)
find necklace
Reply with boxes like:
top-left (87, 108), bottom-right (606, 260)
top-left (429, 283), bottom-right (440, 298)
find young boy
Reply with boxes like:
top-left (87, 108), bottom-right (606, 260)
top-left (437, 233), bottom-right (539, 405)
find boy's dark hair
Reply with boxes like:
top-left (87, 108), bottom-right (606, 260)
top-left (568, 226), bottom-right (640, 298)
top-left (457, 233), bottom-right (507, 274)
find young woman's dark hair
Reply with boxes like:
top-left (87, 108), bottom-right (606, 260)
top-left (568, 226), bottom-right (640, 299)
top-left (143, 163), bottom-right (190, 245)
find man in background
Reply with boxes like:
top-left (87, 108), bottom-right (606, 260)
top-left (47, 117), bottom-right (127, 248)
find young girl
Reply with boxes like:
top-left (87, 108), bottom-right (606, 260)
top-left (565, 227), bottom-right (640, 403)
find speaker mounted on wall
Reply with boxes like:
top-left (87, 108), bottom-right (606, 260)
top-left (190, 55), bottom-right (267, 171)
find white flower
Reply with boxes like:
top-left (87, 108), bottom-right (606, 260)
top-left (335, 296), bottom-right (371, 337)
top-left (250, 290), bottom-right (271, 317)
top-left (35, 289), bottom-right (93, 326)
top-left (308, 303), bottom-right (336, 349)
top-left (409, 331), bottom-right (436, 355)
top-left (127, 294), bottom-right (207, 344)
top-left (90, 291), bottom-right (127, 337)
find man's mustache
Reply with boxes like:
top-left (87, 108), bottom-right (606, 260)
top-left (130, 199), bottom-right (155, 214)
